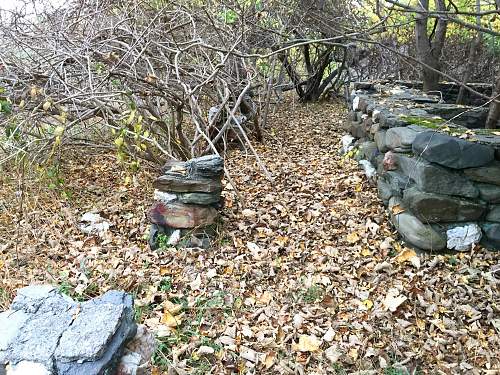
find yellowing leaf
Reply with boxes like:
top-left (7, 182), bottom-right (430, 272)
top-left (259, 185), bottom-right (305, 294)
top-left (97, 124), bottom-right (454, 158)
top-left (361, 248), bottom-right (371, 257)
top-left (159, 266), bottom-right (169, 276)
top-left (391, 204), bottom-right (405, 215)
top-left (346, 232), bottom-right (360, 244)
top-left (263, 351), bottom-right (276, 369)
top-left (43, 101), bottom-right (52, 111)
top-left (257, 291), bottom-right (273, 305)
top-left (395, 248), bottom-right (420, 268)
top-left (292, 335), bottom-right (322, 352)
top-left (416, 318), bottom-right (426, 330)
top-left (163, 300), bottom-right (183, 315)
top-left (362, 299), bottom-right (374, 309)
top-left (161, 311), bottom-right (182, 327)
top-left (114, 137), bottom-right (124, 147)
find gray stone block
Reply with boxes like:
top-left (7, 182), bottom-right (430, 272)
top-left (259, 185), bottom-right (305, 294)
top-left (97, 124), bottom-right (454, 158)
top-left (412, 131), bottom-right (494, 169)
top-left (395, 154), bottom-right (479, 198)
top-left (350, 121), bottom-right (367, 139)
top-left (357, 141), bottom-right (378, 164)
top-left (385, 126), bottom-right (424, 152)
top-left (187, 155), bottom-right (224, 178)
top-left (403, 187), bottom-right (486, 223)
top-left (464, 161), bottom-right (500, 186)
top-left (389, 197), bottom-right (446, 250)
top-left (477, 183), bottom-right (500, 203)
top-left (375, 130), bottom-right (388, 153)
top-left (480, 222), bottom-right (500, 249)
top-left (486, 206), bottom-right (500, 223)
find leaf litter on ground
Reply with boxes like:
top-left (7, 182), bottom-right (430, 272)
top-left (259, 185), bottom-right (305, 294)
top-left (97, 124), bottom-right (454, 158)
top-left (0, 99), bottom-right (499, 374)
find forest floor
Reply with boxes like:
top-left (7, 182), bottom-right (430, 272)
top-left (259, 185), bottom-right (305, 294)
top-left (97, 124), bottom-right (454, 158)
top-left (0, 99), bottom-right (499, 375)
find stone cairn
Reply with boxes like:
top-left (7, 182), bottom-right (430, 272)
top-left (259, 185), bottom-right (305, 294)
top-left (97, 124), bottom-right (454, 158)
top-left (148, 155), bottom-right (224, 249)
top-left (0, 285), bottom-right (155, 375)
top-left (345, 81), bottom-right (500, 251)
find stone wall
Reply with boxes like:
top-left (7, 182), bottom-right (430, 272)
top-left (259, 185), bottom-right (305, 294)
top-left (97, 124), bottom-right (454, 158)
top-left (0, 286), bottom-right (155, 375)
top-left (148, 155), bottom-right (223, 249)
top-left (346, 82), bottom-right (500, 251)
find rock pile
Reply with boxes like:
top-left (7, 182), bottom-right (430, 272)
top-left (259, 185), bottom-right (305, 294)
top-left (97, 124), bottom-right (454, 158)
top-left (148, 155), bottom-right (224, 249)
top-left (347, 82), bottom-right (500, 251)
top-left (0, 285), bottom-right (154, 375)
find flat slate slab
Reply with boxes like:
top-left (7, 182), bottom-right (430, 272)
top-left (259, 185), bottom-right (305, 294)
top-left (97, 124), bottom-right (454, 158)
top-left (412, 131), bottom-right (494, 169)
top-left (154, 173), bottom-right (222, 193)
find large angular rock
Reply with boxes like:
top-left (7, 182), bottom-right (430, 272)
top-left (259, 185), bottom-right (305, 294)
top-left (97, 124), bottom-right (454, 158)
top-left (464, 161), bottom-right (500, 186)
top-left (389, 197), bottom-right (446, 250)
top-left (55, 291), bottom-right (136, 375)
top-left (477, 183), bottom-right (500, 203)
top-left (149, 202), bottom-right (218, 228)
top-left (154, 174), bottom-right (222, 193)
top-left (0, 287), bottom-right (137, 375)
top-left (412, 131), bottom-right (494, 169)
top-left (395, 154), bottom-right (479, 198)
top-left (486, 206), bottom-right (500, 222)
top-left (403, 187), bottom-right (486, 223)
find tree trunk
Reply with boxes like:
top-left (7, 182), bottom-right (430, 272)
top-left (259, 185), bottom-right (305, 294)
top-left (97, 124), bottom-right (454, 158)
top-left (415, 0), bottom-right (448, 92)
top-left (457, 0), bottom-right (482, 104)
top-left (486, 75), bottom-right (500, 129)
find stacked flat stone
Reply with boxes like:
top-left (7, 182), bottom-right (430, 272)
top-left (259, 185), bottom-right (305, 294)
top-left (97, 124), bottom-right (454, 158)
top-left (347, 82), bottom-right (500, 251)
top-left (0, 285), bottom-right (150, 375)
top-left (148, 155), bottom-right (223, 249)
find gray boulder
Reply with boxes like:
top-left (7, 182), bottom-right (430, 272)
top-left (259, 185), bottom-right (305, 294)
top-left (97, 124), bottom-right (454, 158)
top-left (464, 161), bottom-right (500, 186)
top-left (403, 187), bottom-right (486, 223)
top-left (388, 197), bottom-right (446, 250)
top-left (395, 154), bottom-right (479, 198)
top-left (412, 131), bottom-right (494, 169)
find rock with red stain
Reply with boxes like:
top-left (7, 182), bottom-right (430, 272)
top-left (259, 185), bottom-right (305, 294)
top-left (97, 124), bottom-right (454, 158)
top-left (148, 202), bottom-right (218, 228)
top-left (383, 151), bottom-right (397, 171)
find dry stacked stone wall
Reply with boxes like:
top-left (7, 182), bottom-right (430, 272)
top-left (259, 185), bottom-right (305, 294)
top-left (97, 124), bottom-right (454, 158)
top-left (346, 82), bottom-right (500, 251)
